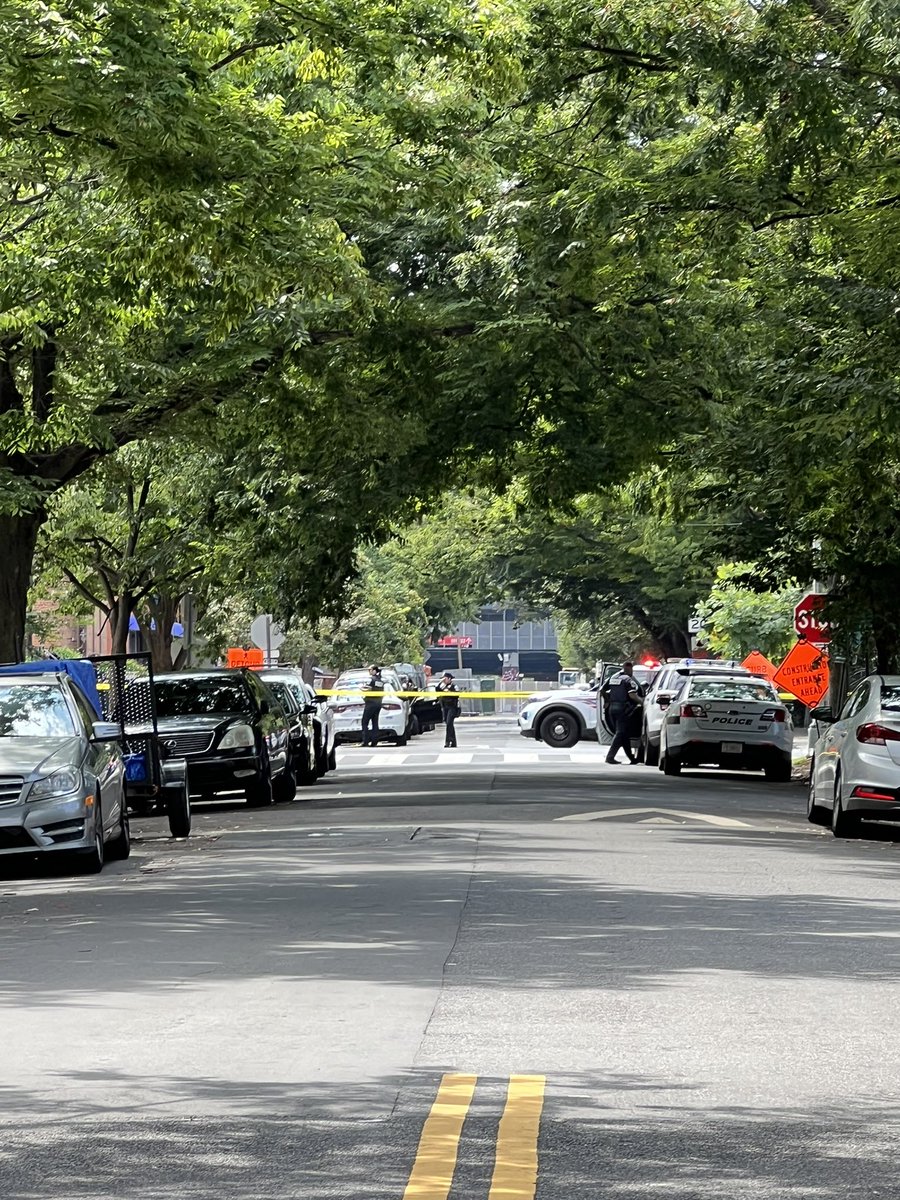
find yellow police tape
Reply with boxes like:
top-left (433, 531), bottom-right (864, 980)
top-left (317, 689), bottom-right (537, 699)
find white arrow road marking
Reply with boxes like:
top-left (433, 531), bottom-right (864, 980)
top-left (557, 807), bottom-right (750, 828)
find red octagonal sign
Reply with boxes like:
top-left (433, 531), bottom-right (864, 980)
top-left (794, 593), bottom-right (830, 644)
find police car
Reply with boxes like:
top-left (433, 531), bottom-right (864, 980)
top-left (518, 664), bottom-right (658, 749)
top-left (658, 673), bottom-right (793, 780)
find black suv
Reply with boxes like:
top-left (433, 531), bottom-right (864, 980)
top-left (149, 670), bottom-right (294, 806)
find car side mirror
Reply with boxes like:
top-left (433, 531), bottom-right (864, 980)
top-left (92, 720), bottom-right (121, 742)
top-left (657, 692), bottom-right (675, 709)
top-left (809, 706), bottom-right (833, 723)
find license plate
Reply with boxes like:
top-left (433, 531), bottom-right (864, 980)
top-left (721, 741), bottom-right (743, 755)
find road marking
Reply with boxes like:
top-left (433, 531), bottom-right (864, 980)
top-left (402, 1073), bottom-right (477, 1199)
top-left (557, 807), bottom-right (750, 828)
top-left (488, 1074), bottom-right (546, 1200)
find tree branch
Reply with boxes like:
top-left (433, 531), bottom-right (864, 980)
top-left (60, 566), bottom-right (107, 614)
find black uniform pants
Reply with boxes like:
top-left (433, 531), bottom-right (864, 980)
top-left (443, 706), bottom-right (458, 747)
top-left (361, 702), bottom-right (381, 745)
top-left (607, 704), bottom-right (635, 762)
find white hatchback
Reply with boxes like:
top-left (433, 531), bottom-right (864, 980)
top-left (659, 674), bottom-right (793, 780)
top-left (808, 674), bottom-right (900, 836)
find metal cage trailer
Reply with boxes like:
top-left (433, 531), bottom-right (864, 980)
top-left (89, 653), bottom-right (192, 838)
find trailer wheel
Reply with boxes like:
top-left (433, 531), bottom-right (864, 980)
top-left (166, 783), bottom-right (192, 837)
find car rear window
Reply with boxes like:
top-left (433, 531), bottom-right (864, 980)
top-left (0, 684), bottom-right (76, 737)
top-left (688, 679), bottom-right (778, 703)
top-left (153, 677), bottom-right (252, 717)
top-left (881, 685), bottom-right (900, 711)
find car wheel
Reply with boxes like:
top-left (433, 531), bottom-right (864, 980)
top-left (166, 783), bottom-right (192, 837)
top-left (539, 710), bottom-right (580, 749)
top-left (831, 771), bottom-right (860, 838)
top-left (106, 805), bottom-right (131, 861)
top-left (295, 742), bottom-right (318, 787)
top-left (765, 756), bottom-right (793, 783)
top-left (644, 729), bottom-right (660, 767)
top-left (78, 803), bottom-right (105, 873)
top-left (273, 762), bottom-right (298, 802)
top-left (806, 759), bottom-right (830, 825)
top-left (245, 771), bottom-right (274, 808)
top-left (662, 752), bottom-right (681, 777)
top-left (327, 746), bottom-right (337, 771)
top-left (395, 733), bottom-right (408, 747)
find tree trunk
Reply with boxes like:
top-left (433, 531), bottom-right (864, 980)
top-left (108, 592), bottom-right (134, 656)
top-left (139, 592), bottom-right (182, 674)
top-left (0, 508), bottom-right (47, 663)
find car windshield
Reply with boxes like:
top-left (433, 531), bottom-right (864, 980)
top-left (688, 679), bottom-right (777, 703)
top-left (153, 677), bottom-right (251, 716)
top-left (881, 685), bottom-right (900, 712)
top-left (0, 684), bottom-right (76, 737)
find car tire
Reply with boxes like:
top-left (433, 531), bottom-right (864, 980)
top-left (662, 752), bottom-right (681, 777)
top-left (166, 783), bottom-right (192, 837)
top-left (643, 730), bottom-right (660, 767)
top-left (273, 760), bottom-right (297, 801)
top-left (395, 733), bottom-right (408, 747)
top-left (106, 805), bottom-right (131, 861)
top-left (831, 771), bottom-right (860, 838)
top-left (807, 760), bottom-right (830, 825)
top-left (765, 756), bottom-right (793, 783)
top-left (327, 746), bottom-right (337, 771)
top-left (539, 710), bottom-right (580, 749)
top-left (245, 772), bottom-right (274, 808)
top-left (77, 804), bottom-right (105, 874)
top-left (295, 742), bottom-right (318, 787)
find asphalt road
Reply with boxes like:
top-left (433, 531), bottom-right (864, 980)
top-left (3, 716), bottom-right (900, 1199)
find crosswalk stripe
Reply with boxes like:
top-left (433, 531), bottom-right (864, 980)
top-left (488, 1075), bottom-right (546, 1200)
top-left (336, 749), bottom-right (605, 770)
top-left (402, 1073), bottom-right (477, 1199)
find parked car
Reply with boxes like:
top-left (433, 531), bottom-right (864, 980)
top-left (260, 668), bottom-right (337, 774)
top-left (0, 668), bottom-right (128, 872)
top-left (639, 659), bottom-right (753, 765)
top-left (658, 673), bottom-right (793, 780)
top-left (328, 668), bottom-right (412, 745)
top-left (808, 675), bottom-right (900, 836)
top-left (393, 663), bottom-right (439, 733)
top-left (518, 664), bottom-right (658, 749)
top-left (259, 669), bottom-right (322, 785)
top-left (147, 670), bottom-right (294, 806)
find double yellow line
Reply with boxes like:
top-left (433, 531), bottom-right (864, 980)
top-left (403, 1073), bottom-right (546, 1199)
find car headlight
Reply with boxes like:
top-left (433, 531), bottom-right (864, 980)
top-left (218, 724), bottom-right (255, 750)
top-left (30, 769), bottom-right (82, 799)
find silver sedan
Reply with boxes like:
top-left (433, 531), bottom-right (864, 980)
top-left (808, 675), bottom-right (900, 836)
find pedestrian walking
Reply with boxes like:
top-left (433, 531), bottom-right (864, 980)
top-left (361, 664), bottom-right (385, 747)
top-left (435, 671), bottom-right (460, 748)
top-left (601, 661), bottom-right (643, 764)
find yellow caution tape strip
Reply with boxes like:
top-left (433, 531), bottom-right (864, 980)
top-left (316, 689), bottom-right (541, 699)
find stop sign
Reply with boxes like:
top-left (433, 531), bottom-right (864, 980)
top-left (794, 593), bottom-right (830, 644)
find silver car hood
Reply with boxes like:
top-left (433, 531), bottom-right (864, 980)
top-left (0, 737), bottom-right (84, 779)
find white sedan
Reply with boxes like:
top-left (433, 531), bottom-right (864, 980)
top-left (659, 674), bottom-right (793, 780)
top-left (327, 670), bottom-right (410, 746)
top-left (808, 674), bottom-right (900, 836)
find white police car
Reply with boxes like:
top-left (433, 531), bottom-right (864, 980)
top-left (658, 673), bottom-right (793, 780)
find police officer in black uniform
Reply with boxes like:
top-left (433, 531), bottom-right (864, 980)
top-left (435, 671), bottom-right (460, 747)
top-left (361, 665), bottom-right (385, 747)
top-left (602, 661), bottom-right (642, 764)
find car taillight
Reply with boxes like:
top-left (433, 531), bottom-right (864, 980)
top-left (760, 709), bottom-right (786, 723)
top-left (382, 703), bottom-right (402, 711)
top-left (856, 723), bottom-right (900, 745)
top-left (680, 703), bottom-right (707, 718)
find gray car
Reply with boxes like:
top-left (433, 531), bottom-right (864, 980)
top-left (0, 671), bottom-right (128, 872)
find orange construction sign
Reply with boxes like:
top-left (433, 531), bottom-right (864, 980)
top-left (741, 650), bottom-right (778, 681)
top-left (773, 641), bottom-right (829, 707)
top-left (226, 647), bottom-right (265, 668)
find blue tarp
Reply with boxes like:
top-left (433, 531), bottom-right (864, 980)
top-left (0, 660), bottom-right (103, 718)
